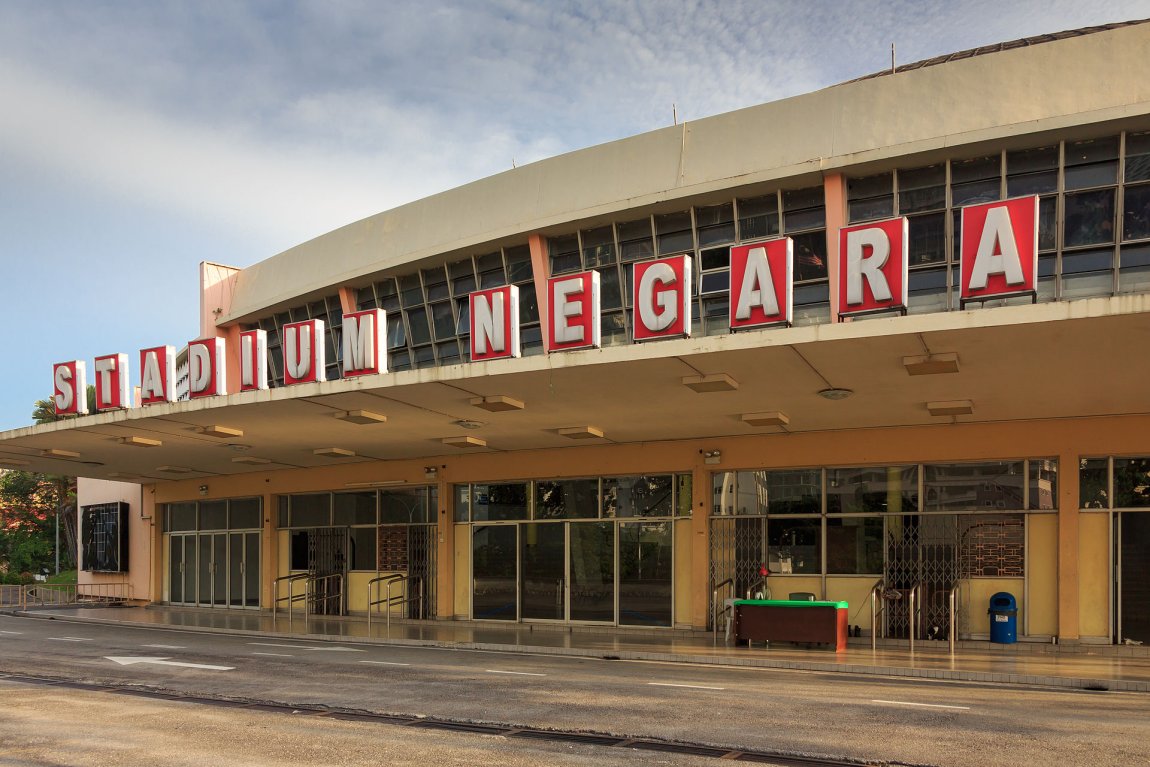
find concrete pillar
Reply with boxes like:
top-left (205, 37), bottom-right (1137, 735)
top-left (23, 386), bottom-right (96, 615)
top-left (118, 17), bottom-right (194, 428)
top-left (1057, 450), bottom-right (1080, 641)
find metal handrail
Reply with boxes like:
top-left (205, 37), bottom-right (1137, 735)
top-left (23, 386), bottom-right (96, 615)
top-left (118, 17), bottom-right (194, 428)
top-left (308, 573), bottom-right (345, 616)
top-left (869, 579), bottom-right (885, 651)
top-left (367, 574), bottom-right (423, 630)
top-left (908, 582), bottom-right (926, 653)
top-left (745, 577), bottom-right (770, 600)
top-left (711, 578), bottom-right (733, 645)
top-left (18, 582), bottom-right (132, 609)
top-left (272, 573), bottom-right (309, 625)
top-left (948, 583), bottom-right (962, 654)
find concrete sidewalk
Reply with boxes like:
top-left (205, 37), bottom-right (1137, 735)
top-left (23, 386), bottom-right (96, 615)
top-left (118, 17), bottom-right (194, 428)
top-left (10, 605), bottom-right (1150, 693)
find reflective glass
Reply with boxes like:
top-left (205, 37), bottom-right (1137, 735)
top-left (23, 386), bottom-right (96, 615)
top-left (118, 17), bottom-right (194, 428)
top-left (1123, 184), bottom-right (1150, 241)
top-left (791, 231), bottom-right (828, 282)
top-left (908, 213), bottom-right (946, 265)
top-left (569, 522), bottom-right (614, 622)
top-left (199, 501), bottom-right (228, 531)
top-left (898, 165), bottom-right (946, 213)
top-left (1064, 189), bottom-right (1116, 247)
top-left (617, 219), bottom-right (654, 262)
top-left (472, 525), bottom-right (517, 620)
top-left (1125, 132), bottom-right (1150, 182)
top-left (767, 469), bottom-right (821, 515)
top-left (349, 527), bottom-right (377, 571)
top-left (737, 195), bottom-right (780, 240)
top-left (826, 517), bottom-right (883, 574)
top-left (334, 492), bottom-right (376, 526)
top-left (289, 494), bottom-right (331, 527)
top-left (1114, 457), bottom-right (1150, 508)
top-left (228, 498), bottom-right (261, 530)
top-left (604, 475), bottom-right (673, 517)
top-left (1079, 458), bottom-right (1110, 508)
top-left (656, 211), bottom-right (693, 254)
top-left (767, 518), bottom-right (821, 574)
top-left (618, 522), bottom-right (673, 626)
top-left (472, 483), bottom-right (529, 521)
top-left (166, 502), bottom-right (197, 532)
top-left (1029, 459), bottom-right (1058, 510)
top-left (535, 479), bottom-right (599, 519)
top-left (923, 462), bottom-right (1024, 511)
top-left (827, 466), bottom-right (918, 514)
top-left (695, 203), bottom-right (735, 246)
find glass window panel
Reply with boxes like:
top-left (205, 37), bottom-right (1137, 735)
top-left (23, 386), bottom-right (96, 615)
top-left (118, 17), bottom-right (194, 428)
top-left (793, 281), bottom-right (830, 306)
top-left (472, 525), bottom-right (517, 620)
top-left (477, 252), bottom-right (506, 287)
top-left (848, 196), bottom-right (894, 222)
top-left (505, 245), bottom-right (533, 282)
top-left (348, 527), bottom-right (376, 571)
top-left (1039, 196), bottom-right (1057, 251)
top-left (826, 517), bottom-right (884, 574)
top-left (782, 190), bottom-right (826, 231)
top-left (422, 267), bottom-right (449, 302)
top-left (791, 231), bottom-right (828, 282)
top-left (521, 323), bottom-right (543, 353)
top-left (908, 212), bottom-right (946, 265)
top-left (431, 301), bottom-right (455, 341)
top-left (356, 286), bottom-right (376, 311)
top-left (695, 203), bottom-right (735, 246)
top-left (924, 462), bottom-right (1024, 512)
top-left (675, 474), bottom-right (692, 517)
top-left (827, 466), bottom-right (918, 514)
top-left (535, 478), bottom-right (599, 519)
top-left (517, 282), bottom-right (539, 324)
top-left (568, 522), bottom-right (615, 622)
top-left (334, 492), bottom-right (376, 526)
top-left (1114, 457), bottom-right (1150, 508)
top-left (767, 518), bottom-right (821, 574)
top-left (228, 498), bottom-right (261, 529)
top-left (604, 475), bottom-right (673, 518)
top-left (413, 344), bottom-right (436, 368)
top-left (406, 306), bottom-right (432, 345)
top-left (166, 502), bottom-right (197, 532)
top-left (437, 339), bottom-right (461, 365)
top-left (711, 472), bottom-right (736, 515)
top-left (655, 211), bottom-right (693, 254)
top-left (1123, 184), bottom-right (1150, 241)
top-left (290, 494), bottom-right (331, 527)
top-left (703, 296), bottom-right (729, 335)
top-left (898, 165), bottom-right (946, 213)
top-left (1125, 132), bottom-right (1150, 182)
top-left (617, 218), bottom-right (654, 262)
top-left (1029, 459), bottom-right (1058, 510)
top-left (951, 179), bottom-right (1000, 206)
top-left (549, 236), bottom-right (581, 274)
top-left (1065, 137), bottom-right (1119, 190)
top-left (199, 501), bottom-right (227, 530)
top-left (307, 300), bottom-right (327, 320)
top-left (1006, 146), bottom-right (1058, 196)
top-left (732, 471), bottom-right (766, 515)
top-left (600, 310), bottom-right (627, 345)
top-left (277, 497), bottom-right (288, 528)
top-left (767, 469), bottom-right (821, 515)
top-left (1079, 458), bottom-right (1110, 508)
top-left (737, 194), bottom-right (780, 240)
top-left (290, 530), bottom-right (309, 570)
top-left (472, 483), bottom-right (529, 521)
top-left (452, 272), bottom-right (477, 296)
top-left (390, 349), bottom-right (411, 371)
top-left (699, 270), bottom-right (728, 294)
top-left (951, 155), bottom-right (999, 184)
top-left (454, 484), bottom-right (470, 522)
top-left (618, 522), bottom-right (673, 626)
top-left (1064, 188), bottom-right (1116, 247)
top-left (454, 298), bottom-right (470, 335)
top-left (847, 173), bottom-right (893, 222)
top-left (381, 488), bottom-right (429, 523)
top-left (600, 267), bottom-right (622, 310)
top-left (386, 315), bottom-right (407, 349)
top-left (1061, 248), bottom-right (1112, 275)
top-left (700, 246), bottom-right (730, 271)
top-left (581, 226), bottom-right (616, 267)
top-left (399, 274), bottom-right (424, 308)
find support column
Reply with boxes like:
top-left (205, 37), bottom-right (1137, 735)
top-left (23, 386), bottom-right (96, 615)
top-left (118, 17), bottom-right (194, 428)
top-left (436, 476), bottom-right (454, 620)
top-left (690, 459), bottom-right (712, 629)
top-left (262, 492), bottom-right (277, 611)
top-left (1057, 450), bottom-right (1080, 641)
top-left (527, 234), bottom-right (551, 353)
top-left (823, 173), bottom-right (847, 321)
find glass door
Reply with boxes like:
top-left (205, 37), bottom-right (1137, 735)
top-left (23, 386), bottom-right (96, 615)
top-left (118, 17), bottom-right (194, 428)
top-left (569, 522), bottom-right (614, 622)
top-left (619, 521), bottom-right (673, 626)
top-left (473, 525), bottom-right (518, 620)
top-left (196, 532), bottom-right (227, 606)
top-left (169, 535), bottom-right (195, 604)
top-left (1119, 512), bottom-right (1150, 643)
top-left (520, 523), bottom-right (566, 620)
top-left (244, 532), bottom-right (261, 608)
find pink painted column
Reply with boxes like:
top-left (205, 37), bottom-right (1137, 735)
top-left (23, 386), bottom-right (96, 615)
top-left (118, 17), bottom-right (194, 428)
top-left (528, 233), bottom-right (552, 353)
top-left (823, 173), bottom-right (847, 322)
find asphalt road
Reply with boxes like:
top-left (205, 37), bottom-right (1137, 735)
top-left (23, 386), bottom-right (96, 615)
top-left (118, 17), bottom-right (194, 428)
top-left (0, 613), bottom-right (1147, 767)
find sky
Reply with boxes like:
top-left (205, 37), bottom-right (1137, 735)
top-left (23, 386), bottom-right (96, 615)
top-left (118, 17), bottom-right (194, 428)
top-left (1, 0), bottom-right (1147, 430)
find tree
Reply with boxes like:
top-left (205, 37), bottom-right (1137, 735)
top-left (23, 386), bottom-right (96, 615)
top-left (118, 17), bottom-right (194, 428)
top-left (0, 470), bottom-right (59, 580)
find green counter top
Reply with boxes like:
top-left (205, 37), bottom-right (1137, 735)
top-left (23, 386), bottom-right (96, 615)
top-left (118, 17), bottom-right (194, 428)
top-left (733, 599), bottom-right (848, 609)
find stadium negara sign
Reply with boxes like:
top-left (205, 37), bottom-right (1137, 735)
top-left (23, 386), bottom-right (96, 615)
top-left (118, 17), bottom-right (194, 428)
top-left (51, 196), bottom-right (1039, 415)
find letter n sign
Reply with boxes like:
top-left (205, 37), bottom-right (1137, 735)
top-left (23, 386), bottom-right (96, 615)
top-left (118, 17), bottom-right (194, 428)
top-left (729, 239), bottom-right (792, 330)
top-left (838, 217), bottom-right (908, 318)
top-left (633, 255), bottom-right (692, 341)
top-left (961, 196), bottom-right (1039, 303)
top-left (470, 285), bottom-right (520, 361)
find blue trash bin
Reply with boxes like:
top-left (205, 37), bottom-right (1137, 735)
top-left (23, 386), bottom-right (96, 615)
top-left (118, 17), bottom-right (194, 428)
top-left (988, 592), bottom-right (1017, 644)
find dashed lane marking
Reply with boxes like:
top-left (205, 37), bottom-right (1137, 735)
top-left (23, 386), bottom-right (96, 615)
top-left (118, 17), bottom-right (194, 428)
top-left (486, 669), bottom-right (546, 677)
top-left (871, 699), bottom-right (971, 710)
top-left (251, 652), bottom-right (295, 657)
top-left (142, 644), bottom-right (186, 649)
top-left (647, 682), bottom-right (725, 691)
top-left (359, 661), bottom-right (411, 666)
top-left (48, 637), bottom-right (93, 642)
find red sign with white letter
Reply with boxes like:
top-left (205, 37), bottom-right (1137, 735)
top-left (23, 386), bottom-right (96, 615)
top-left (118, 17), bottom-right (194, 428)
top-left (139, 346), bottom-right (175, 405)
top-left (960, 196), bottom-right (1039, 302)
top-left (730, 239), bottom-right (792, 330)
top-left (52, 360), bottom-right (88, 416)
top-left (342, 309), bottom-right (387, 377)
top-left (633, 255), bottom-right (692, 341)
top-left (470, 285), bottom-right (520, 361)
top-left (838, 217), bottom-right (908, 317)
top-left (94, 353), bottom-right (131, 410)
top-left (283, 319), bottom-right (326, 384)
top-left (239, 330), bottom-right (269, 391)
top-left (188, 337), bottom-right (227, 398)
top-left (548, 271), bottom-right (601, 351)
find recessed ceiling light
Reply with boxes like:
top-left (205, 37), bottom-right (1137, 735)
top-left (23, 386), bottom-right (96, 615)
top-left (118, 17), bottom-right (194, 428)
top-left (119, 436), bottom-right (162, 448)
top-left (558, 426), bottom-right (604, 440)
top-left (442, 436), bottom-right (487, 448)
top-left (927, 400), bottom-right (974, 417)
top-left (904, 353), bottom-right (960, 376)
top-left (313, 447), bottom-right (356, 458)
top-left (231, 456), bottom-right (271, 465)
top-left (453, 419), bottom-right (485, 430)
top-left (469, 395), bottom-right (525, 412)
top-left (817, 388), bottom-right (853, 401)
top-left (40, 448), bottom-right (80, 459)
top-left (199, 425), bottom-right (244, 438)
top-left (336, 410), bottom-right (387, 425)
top-left (682, 374), bottom-right (739, 393)
top-left (156, 465), bottom-right (193, 473)
top-left (740, 411), bottom-right (790, 428)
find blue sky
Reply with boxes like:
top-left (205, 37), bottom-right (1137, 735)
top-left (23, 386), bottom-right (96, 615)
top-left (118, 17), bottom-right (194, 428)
top-left (0, 0), bottom-right (1146, 430)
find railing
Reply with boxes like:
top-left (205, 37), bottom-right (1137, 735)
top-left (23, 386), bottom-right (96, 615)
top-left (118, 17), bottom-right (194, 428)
top-left (869, 579), bottom-right (887, 651)
top-left (308, 574), bottom-right (345, 617)
top-left (745, 577), bottom-right (770, 600)
top-left (272, 573), bottom-right (309, 626)
top-left (711, 578), bottom-right (733, 645)
top-left (367, 574), bottom-right (423, 630)
top-left (948, 583), bottom-right (962, 654)
top-left (907, 582), bottom-right (926, 653)
top-left (13, 582), bottom-right (132, 609)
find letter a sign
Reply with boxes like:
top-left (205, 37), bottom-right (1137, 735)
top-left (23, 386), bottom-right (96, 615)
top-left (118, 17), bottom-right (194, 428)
top-left (960, 196), bottom-right (1039, 303)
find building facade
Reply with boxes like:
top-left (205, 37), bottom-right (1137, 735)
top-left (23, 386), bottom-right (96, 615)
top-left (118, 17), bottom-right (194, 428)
top-left (8, 22), bottom-right (1150, 646)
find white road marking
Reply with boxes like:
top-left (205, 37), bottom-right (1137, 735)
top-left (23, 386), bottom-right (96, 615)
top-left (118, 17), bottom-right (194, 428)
top-left (870, 699), bottom-right (971, 710)
top-left (105, 656), bottom-right (234, 671)
top-left (648, 682), bottom-right (725, 691)
top-left (142, 644), bottom-right (186, 649)
top-left (0, 630), bottom-right (22, 635)
top-left (247, 642), bottom-right (364, 653)
top-left (252, 652), bottom-right (295, 657)
top-left (48, 637), bottom-right (93, 642)
top-left (486, 669), bottom-right (546, 677)
top-left (359, 661), bottom-right (411, 667)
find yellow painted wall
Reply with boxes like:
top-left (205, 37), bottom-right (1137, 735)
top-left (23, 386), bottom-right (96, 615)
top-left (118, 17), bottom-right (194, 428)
top-left (767, 576), bottom-right (822, 601)
top-left (826, 577), bottom-right (879, 631)
top-left (673, 518), bottom-right (692, 627)
top-left (1027, 514), bottom-right (1059, 637)
top-left (1079, 512), bottom-right (1111, 639)
top-left (454, 525), bottom-right (471, 618)
top-left (963, 578), bottom-right (1024, 636)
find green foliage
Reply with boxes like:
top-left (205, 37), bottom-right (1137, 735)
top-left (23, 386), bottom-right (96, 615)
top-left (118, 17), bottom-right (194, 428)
top-left (0, 469), bottom-right (60, 577)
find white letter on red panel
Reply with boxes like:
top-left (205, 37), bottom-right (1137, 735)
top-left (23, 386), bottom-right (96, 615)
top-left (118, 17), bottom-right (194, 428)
top-left (240, 330), bottom-right (269, 391)
top-left (549, 271), bottom-right (601, 351)
top-left (188, 338), bottom-right (228, 398)
top-left (53, 361), bottom-right (88, 416)
top-left (470, 285), bottom-right (520, 361)
top-left (283, 319), bottom-right (326, 384)
top-left (342, 309), bottom-right (386, 377)
top-left (838, 217), bottom-right (908, 317)
top-left (961, 196), bottom-right (1038, 301)
top-left (139, 346), bottom-right (175, 405)
top-left (94, 353), bottom-right (131, 410)
top-left (633, 255), bottom-right (692, 341)
top-left (730, 239), bottom-right (792, 330)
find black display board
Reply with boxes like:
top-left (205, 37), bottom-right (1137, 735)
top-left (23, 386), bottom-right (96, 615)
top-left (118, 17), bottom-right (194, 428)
top-left (81, 502), bottom-right (130, 572)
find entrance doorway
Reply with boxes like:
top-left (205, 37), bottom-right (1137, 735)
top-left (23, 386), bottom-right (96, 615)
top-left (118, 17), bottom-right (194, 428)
top-left (1118, 512), bottom-right (1150, 643)
top-left (168, 531), bottom-right (260, 608)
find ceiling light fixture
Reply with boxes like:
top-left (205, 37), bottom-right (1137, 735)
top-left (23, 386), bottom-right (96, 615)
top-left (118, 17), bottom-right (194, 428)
top-left (453, 419), bottom-right (485, 430)
top-left (558, 426), bottom-right (604, 440)
top-left (817, 388), bottom-right (854, 401)
top-left (199, 425), bottom-right (244, 438)
top-left (470, 395), bottom-right (525, 412)
top-left (927, 400), bottom-right (975, 417)
top-left (313, 447), bottom-right (356, 458)
top-left (336, 410), bottom-right (387, 425)
top-left (40, 448), bottom-right (81, 459)
top-left (903, 353), bottom-right (960, 376)
top-left (442, 436), bottom-right (487, 448)
top-left (682, 374), bottom-right (739, 393)
top-left (740, 411), bottom-right (790, 428)
top-left (119, 436), bottom-right (162, 448)
top-left (231, 456), bottom-right (271, 465)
